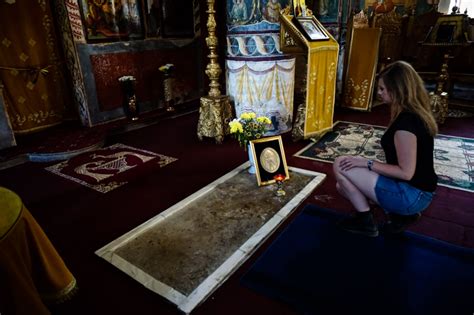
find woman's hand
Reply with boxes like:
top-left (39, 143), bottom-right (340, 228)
top-left (339, 156), bottom-right (368, 171)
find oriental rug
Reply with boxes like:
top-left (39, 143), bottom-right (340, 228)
top-left (447, 108), bottom-right (474, 118)
top-left (95, 163), bottom-right (326, 314)
top-left (241, 204), bottom-right (474, 315)
top-left (294, 121), bottom-right (474, 192)
top-left (45, 143), bottom-right (177, 193)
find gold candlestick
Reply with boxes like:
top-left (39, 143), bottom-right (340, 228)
top-left (197, 0), bottom-right (232, 144)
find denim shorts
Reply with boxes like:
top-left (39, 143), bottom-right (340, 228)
top-left (374, 175), bottom-right (434, 215)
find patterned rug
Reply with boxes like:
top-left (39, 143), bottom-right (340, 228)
top-left (447, 109), bottom-right (474, 119)
top-left (45, 143), bottom-right (177, 193)
top-left (294, 121), bottom-right (474, 192)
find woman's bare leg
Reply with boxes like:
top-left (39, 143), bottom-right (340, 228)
top-left (333, 156), bottom-right (380, 212)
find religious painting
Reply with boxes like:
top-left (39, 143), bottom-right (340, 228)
top-left (366, 0), bottom-right (406, 16)
top-left (312, 0), bottom-right (339, 23)
top-left (226, 0), bottom-right (291, 27)
top-left (227, 0), bottom-right (256, 25)
top-left (261, 0), bottom-right (288, 23)
top-left (342, 0), bottom-right (365, 25)
top-left (250, 136), bottom-right (289, 186)
top-left (80, 0), bottom-right (144, 42)
top-left (295, 16), bottom-right (329, 41)
top-left (307, 0), bottom-right (365, 25)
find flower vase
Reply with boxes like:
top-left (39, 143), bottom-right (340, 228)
top-left (247, 144), bottom-right (256, 174)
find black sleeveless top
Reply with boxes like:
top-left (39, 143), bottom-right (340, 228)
top-left (381, 111), bottom-right (438, 192)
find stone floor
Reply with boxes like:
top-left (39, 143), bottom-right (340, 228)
top-left (96, 164), bottom-right (326, 313)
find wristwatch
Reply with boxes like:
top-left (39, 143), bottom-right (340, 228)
top-left (367, 159), bottom-right (374, 171)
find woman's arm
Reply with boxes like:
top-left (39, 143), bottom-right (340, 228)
top-left (338, 130), bottom-right (417, 181)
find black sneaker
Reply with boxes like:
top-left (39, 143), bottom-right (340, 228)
top-left (337, 212), bottom-right (379, 237)
top-left (382, 213), bottom-right (421, 234)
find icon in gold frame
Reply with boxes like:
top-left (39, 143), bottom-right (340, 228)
top-left (249, 136), bottom-right (290, 186)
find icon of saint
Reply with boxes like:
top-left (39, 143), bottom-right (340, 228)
top-left (264, 0), bottom-right (281, 23)
top-left (230, 0), bottom-right (248, 23)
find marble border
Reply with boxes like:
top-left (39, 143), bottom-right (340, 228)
top-left (95, 163), bottom-right (326, 314)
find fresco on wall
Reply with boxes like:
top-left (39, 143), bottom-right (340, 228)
top-left (314, 0), bottom-right (339, 23)
top-left (80, 0), bottom-right (143, 41)
top-left (227, 0), bottom-right (290, 27)
top-left (307, 0), bottom-right (366, 25)
top-left (344, 0), bottom-right (365, 25)
top-left (225, 0), bottom-right (294, 136)
top-left (262, 0), bottom-right (284, 23)
top-left (226, 0), bottom-right (291, 57)
top-left (366, 1), bottom-right (407, 16)
top-left (227, 0), bottom-right (255, 25)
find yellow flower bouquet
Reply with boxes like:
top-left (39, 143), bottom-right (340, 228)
top-left (229, 112), bottom-right (272, 149)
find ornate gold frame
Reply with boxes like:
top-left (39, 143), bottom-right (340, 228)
top-left (249, 135), bottom-right (289, 186)
top-left (428, 15), bottom-right (465, 43)
top-left (295, 16), bottom-right (329, 41)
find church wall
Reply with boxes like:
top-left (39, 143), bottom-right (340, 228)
top-left (62, 0), bottom-right (204, 126)
top-left (76, 39), bottom-right (202, 125)
top-left (54, 0), bottom-right (474, 127)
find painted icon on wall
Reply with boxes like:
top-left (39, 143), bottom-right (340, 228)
top-left (80, 0), bottom-right (144, 41)
top-left (227, 0), bottom-right (291, 26)
top-left (314, 0), bottom-right (338, 23)
top-left (262, 0), bottom-right (282, 23)
top-left (228, 0), bottom-right (253, 24)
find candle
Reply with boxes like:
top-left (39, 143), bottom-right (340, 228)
top-left (274, 174), bottom-right (286, 181)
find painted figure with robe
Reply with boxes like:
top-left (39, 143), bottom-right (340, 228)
top-left (263, 0), bottom-right (281, 23)
top-left (230, 0), bottom-right (249, 23)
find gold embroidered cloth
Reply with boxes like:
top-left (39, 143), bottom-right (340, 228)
top-left (280, 14), bottom-right (339, 139)
top-left (0, 187), bottom-right (77, 315)
top-left (342, 27), bottom-right (381, 111)
top-left (0, 1), bottom-right (70, 133)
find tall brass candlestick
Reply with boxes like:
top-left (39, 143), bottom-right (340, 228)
top-left (204, 0), bottom-right (221, 98)
top-left (197, 0), bottom-right (233, 144)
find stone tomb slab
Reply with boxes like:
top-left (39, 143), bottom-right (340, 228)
top-left (95, 163), bottom-right (326, 313)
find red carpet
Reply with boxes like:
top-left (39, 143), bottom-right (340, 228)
top-left (45, 143), bottom-right (177, 193)
top-left (0, 104), bottom-right (473, 315)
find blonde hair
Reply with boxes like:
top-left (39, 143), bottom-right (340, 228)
top-left (378, 61), bottom-right (438, 136)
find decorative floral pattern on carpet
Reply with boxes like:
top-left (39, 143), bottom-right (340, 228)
top-left (295, 121), bottom-right (474, 192)
top-left (447, 109), bottom-right (474, 119)
top-left (45, 143), bottom-right (177, 193)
